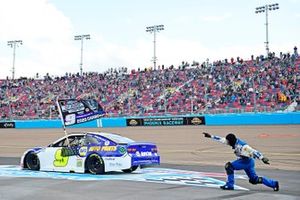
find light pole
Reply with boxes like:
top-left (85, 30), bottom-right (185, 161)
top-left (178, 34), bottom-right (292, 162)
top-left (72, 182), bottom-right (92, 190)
top-left (7, 40), bottom-right (23, 80)
top-left (146, 25), bottom-right (164, 70)
top-left (74, 34), bottom-right (90, 76)
top-left (255, 3), bottom-right (279, 56)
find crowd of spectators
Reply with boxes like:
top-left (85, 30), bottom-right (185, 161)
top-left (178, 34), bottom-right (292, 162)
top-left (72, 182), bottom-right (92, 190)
top-left (0, 47), bottom-right (299, 120)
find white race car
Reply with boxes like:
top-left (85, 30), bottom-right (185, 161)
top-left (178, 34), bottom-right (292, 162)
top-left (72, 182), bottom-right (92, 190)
top-left (21, 132), bottom-right (160, 174)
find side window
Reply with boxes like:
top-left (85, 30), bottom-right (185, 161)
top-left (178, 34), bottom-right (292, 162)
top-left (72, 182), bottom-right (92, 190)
top-left (50, 135), bottom-right (84, 147)
top-left (61, 139), bottom-right (69, 147)
top-left (68, 136), bottom-right (84, 147)
top-left (80, 136), bottom-right (99, 146)
top-left (86, 136), bottom-right (99, 145)
top-left (51, 138), bottom-right (67, 147)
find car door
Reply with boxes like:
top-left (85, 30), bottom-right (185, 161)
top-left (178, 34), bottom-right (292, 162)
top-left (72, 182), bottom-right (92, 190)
top-left (38, 135), bottom-right (84, 173)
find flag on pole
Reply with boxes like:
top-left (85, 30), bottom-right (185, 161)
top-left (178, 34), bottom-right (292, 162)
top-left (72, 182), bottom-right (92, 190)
top-left (57, 98), bottom-right (105, 126)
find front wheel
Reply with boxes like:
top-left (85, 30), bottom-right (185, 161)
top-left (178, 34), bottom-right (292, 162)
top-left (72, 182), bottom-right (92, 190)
top-left (86, 154), bottom-right (104, 174)
top-left (25, 152), bottom-right (40, 170)
top-left (122, 166), bottom-right (138, 173)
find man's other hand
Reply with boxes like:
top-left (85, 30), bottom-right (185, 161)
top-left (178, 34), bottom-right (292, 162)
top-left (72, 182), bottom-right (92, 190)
top-left (202, 132), bottom-right (211, 138)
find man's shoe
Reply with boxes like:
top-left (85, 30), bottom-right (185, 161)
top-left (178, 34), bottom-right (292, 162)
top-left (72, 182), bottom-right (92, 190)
top-left (220, 184), bottom-right (234, 190)
top-left (273, 181), bottom-right (279, 191)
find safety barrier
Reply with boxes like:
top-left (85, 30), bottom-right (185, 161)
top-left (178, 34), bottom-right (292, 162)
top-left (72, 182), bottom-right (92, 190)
top-left (204, 112), bottom-right (300, 126)
top-left (0, 112), bottom-right (299, 129)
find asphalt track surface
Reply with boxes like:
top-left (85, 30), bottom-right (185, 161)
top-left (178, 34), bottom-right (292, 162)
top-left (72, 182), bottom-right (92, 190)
top-left (0, 126), bottom-right (299, 200)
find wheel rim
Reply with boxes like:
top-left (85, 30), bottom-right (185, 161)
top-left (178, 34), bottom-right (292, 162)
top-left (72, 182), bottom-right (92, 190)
top-left (27, 153), bottom-right (39, 170)
top-left (88, 155), bottom-right (103, 174)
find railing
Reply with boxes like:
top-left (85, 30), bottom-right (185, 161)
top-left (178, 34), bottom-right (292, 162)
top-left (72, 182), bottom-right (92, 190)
top-left (1, 104), bottom-right (299, 120)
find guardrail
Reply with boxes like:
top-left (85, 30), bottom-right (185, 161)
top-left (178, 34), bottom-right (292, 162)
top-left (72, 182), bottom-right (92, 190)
top-left (1, 112), bottom-right (299, 129)
top-left (2, 104), bottom-right (299, 120)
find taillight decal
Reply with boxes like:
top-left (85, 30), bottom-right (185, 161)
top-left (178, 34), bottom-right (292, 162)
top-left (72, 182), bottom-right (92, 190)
top-left (151, 147), bottom-right (158, 152)
top-left (127, 148), bottom-right (137, 153)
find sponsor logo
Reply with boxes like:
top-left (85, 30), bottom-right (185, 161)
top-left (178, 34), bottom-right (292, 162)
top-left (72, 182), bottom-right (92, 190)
top-left (79, 147), bottom-right (88, 156)
top-left (118, 146), bottom-right (127, 154)
top-left (89, 146), bottom-right (117, 152)
top-left (76, 159), bottom-right (83, 167)
top-left (4, 123), bottom-right (13, 128)
top-left (89, 146), bottom-right (101, 151)
top-left (109, 162), bottom-right (122, 167)
top-left (191, 117), bottom-right (202, 125)
top-left (104, 157), bottom-right (116, 161)
top-left (141, 152), bottom-right (152, 156)
top-left (129, 119), bottom-right (138, 126)
top-left (0, 122), bottom-right (15, 129)
top-left (65, 114), bottom-right (76, 126)
top-left (101, 146), bottom-right (117, 151)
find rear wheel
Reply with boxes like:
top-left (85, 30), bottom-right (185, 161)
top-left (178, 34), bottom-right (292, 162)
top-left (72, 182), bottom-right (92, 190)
top-left (25, 152), bottom-right (40, 170)
top-left (86, 154), bottom-right (104, 174)
top-left (122, 166), bottom-right (138, 173)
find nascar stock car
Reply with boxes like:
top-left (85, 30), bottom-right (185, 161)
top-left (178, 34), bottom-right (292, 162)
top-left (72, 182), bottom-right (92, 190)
top-left (21, 132), bottom-right (160, 174)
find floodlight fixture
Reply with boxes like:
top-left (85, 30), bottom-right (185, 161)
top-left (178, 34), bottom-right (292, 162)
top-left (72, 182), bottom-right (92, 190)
top-left (255, 3), bottom-right (279, 55)
top-left (74, 34), bottom-right (91, 76)
top-left (146, 25), bottom-right (165, 69)
top-left (7, 40), bottom-right (23, 79)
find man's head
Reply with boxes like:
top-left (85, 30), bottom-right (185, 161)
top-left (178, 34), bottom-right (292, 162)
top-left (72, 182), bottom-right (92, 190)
top-left (226, 133), bottom-right (237, 148)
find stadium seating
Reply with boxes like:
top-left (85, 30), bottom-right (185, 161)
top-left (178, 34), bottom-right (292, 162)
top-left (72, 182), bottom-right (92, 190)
top-left (0, 49), bottom-right (299, 119)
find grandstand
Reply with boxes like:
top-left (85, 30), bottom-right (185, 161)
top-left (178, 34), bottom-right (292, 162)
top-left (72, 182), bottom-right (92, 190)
top-left (0, 49), bottom-right (299, 120)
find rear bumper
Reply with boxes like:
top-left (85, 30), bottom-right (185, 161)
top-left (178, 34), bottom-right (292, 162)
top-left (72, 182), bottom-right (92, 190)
top-left (131, 155), bottom-right (160, 166)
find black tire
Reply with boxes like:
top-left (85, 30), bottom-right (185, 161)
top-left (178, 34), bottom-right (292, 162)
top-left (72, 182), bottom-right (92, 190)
top-left (25, 152), bottom-right (40, 171)
top-left (86, 154), bottom-right (104, 174)
top-left (122, 166), bottom-right (138, 173)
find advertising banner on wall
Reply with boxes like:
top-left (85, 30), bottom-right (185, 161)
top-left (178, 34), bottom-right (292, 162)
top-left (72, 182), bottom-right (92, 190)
top-left (0, 122), bottom-right (15, 128)
top-left (126, 116), bottom-right (205, 127)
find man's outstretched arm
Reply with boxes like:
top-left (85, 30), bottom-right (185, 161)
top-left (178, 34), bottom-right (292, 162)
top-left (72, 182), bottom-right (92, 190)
top-left (202, 132), bottom-right (227, 144)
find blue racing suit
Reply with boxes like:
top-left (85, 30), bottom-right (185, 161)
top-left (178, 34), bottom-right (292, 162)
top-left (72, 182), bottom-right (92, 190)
top-left (211, 135), bottom-right (278, 189)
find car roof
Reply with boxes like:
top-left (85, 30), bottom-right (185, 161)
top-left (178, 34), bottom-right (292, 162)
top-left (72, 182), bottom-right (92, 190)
top-left (53, 132), bottom-right (135, 144)
top-left (87, 132), bottom-right (135, 144)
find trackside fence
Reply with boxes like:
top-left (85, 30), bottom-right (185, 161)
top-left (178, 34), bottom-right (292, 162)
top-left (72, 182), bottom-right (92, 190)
top-left (0, 112), bottom-right (299, 129)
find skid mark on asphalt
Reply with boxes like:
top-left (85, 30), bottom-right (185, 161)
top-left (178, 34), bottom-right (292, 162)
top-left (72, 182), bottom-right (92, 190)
top-left (0, 165), bottom-right (248, 191)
